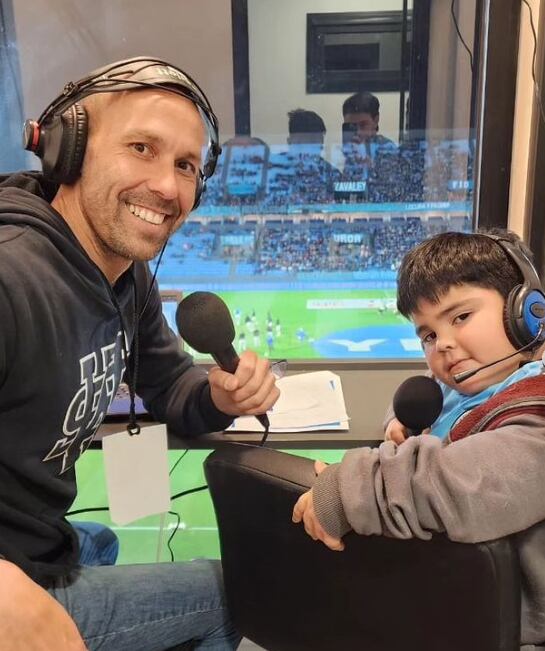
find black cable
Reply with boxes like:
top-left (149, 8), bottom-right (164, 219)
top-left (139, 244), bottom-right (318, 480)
top-left (167, 510), bottom-right (181, 562)
top-left (521, 0), bottom-right (545, 128)
top-left (169, 448), bottom-right (189, 475)
top-left (66, 506), bottom-right (109, 516)
top-left (171, 485), bottom-right (208, 501)
top-left (450, 0), bottom-right (474, 73)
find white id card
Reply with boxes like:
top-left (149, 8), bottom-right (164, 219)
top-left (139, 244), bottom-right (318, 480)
top-left (102, 424), bottom-right (171, 525)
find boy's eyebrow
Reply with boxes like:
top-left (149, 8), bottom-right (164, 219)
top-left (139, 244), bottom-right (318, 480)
top-left (414, 299), bottom-right (476, 337)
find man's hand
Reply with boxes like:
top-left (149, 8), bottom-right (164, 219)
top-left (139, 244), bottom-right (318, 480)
top-left (208, 350), bottom-right (280, 417)
top-left (384, 417), bottom-right (409, 444)
top-left (0, 560), bottom-right (87, 650)
top-left (292, 461), bottom-right (344, 551)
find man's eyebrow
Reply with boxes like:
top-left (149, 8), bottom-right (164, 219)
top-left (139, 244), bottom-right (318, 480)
top-left (124, 129), bottom-right (202, 162)
top-left (124, 129), bottom-right (166, 146)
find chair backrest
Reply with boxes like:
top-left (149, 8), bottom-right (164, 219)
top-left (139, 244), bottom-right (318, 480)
top-left (204, 444), bottom-right (521, 651)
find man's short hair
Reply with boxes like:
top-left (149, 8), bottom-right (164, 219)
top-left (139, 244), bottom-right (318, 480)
top-left (288, 109), bottom-right (326, 135)
top-left (342, 92), bottom-right (380, 118)
top-left (396, 229), bottom-right (533, 317)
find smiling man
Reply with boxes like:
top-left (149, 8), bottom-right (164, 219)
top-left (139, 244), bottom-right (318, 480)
top-left (0, 57), bottom-right (279, 651)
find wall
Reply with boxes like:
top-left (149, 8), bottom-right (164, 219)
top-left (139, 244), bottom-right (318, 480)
top-left (246, 0), bottom-right (410, 151)
top-left (508, 0), bottom-right (543, 237)
top-left (11, 0), bottom-right (235, 137)
top-left (426, 0), bottom-right (476, 137)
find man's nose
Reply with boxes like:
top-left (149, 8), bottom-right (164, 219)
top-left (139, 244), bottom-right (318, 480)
top-left (147, 162), bottom-right (179, 200)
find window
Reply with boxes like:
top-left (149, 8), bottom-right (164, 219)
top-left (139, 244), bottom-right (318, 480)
top-left (1, 0), bottom-right (519, 362)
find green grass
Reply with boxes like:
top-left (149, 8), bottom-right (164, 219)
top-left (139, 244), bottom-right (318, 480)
top-left (73, 448), bottom-right (346, 564)
top-left (187, 288), bottom-right (404, 360)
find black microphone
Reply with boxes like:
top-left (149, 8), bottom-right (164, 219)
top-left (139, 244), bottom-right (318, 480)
top-left (176, 291), bottom-right (270, 431)
top-left (453, 324), bottom-right (545, 384)
top-left (392, 376), bottom-right (444, 436)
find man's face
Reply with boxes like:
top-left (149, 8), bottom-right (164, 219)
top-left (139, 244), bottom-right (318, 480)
top-left (74, 89), bottom-right (206, 279)
top-left (343, 111), bottom-right (380, 144)
top-left (412, 284), bottom-right (522, 395)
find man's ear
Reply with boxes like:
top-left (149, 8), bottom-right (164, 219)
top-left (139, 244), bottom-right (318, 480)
top-left (374, 113), bottom-right (380, 132)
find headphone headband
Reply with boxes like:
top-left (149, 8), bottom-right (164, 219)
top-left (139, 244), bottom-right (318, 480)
top-left (482, 233), bottom-right (545, 349)
top-left (25, 56), bottom-right (221, 182)
top-left (483, 233), bottom-right (543, 292)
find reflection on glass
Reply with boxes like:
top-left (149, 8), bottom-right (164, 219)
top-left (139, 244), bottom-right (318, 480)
top-left (1, 0), bottom-right (479, 361)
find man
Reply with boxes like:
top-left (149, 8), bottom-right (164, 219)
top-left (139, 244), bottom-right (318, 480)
top-left (341, 91), bottom-right (395, 149)
top-left (0, 57), bottom-right (279, 650)
top-left (285, 108), bottom-right (340, 203)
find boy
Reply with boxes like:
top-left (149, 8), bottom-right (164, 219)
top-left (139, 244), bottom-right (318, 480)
top-left (293, 230), bottom-right (545, 647)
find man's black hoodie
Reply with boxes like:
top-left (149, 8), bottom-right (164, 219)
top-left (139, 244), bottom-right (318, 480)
top-left (0, 172), bottom-right (232, 586)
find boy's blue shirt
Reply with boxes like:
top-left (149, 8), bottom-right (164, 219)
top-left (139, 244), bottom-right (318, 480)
top-left (430, 360), bottom-right (543, 439)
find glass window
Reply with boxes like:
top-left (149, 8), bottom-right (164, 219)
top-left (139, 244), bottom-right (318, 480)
top-left (0, 0), bottom-right (494, 361)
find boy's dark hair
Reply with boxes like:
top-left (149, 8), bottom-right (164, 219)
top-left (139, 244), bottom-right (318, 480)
top-left (397, 229), bottom-right (535, 317)
top-left (342, 92), bottom-right (380, 117)
top-left (288, 109), bottom-right (326, 135)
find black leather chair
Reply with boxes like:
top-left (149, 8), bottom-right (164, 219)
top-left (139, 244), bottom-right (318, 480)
top-left (204, 444), bottom-right (521, 651)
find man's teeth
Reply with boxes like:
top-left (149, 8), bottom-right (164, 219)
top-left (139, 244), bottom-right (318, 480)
top-left (126, 202), bottom-right (166, 225)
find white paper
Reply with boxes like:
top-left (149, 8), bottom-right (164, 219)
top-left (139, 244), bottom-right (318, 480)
top-left (228, 371), bottom-right (350, 432)
top-left (102, 424), bottom-right (171, 525)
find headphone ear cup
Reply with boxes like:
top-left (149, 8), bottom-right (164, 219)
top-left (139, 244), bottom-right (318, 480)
top-left (55, 103), bottom-right (88, 184)
top-left (504, 284), bottom-right (541, 349)
top-left (503, 285), bottom-right (526, 349)
top-left (41, 103), bottom-right (88, 184)
top-left (192, 174), bottom-right (205, 210)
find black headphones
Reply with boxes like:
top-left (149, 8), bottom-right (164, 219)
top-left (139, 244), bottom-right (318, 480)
top-left (484, 234), bottom-right (545, 349)
top-left (22, 56), bottom-right (221, 210)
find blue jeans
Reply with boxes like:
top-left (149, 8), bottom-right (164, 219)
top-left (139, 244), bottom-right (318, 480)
top-left (73, 521), bottom-right (119, 566)
top-left (48, 559), bottom-right (241, 651)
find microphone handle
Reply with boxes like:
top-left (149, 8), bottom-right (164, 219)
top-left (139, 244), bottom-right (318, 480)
top-left (211, 348), bottom-right (270, 431)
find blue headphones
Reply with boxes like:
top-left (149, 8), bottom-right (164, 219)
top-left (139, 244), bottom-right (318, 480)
top-left (485, 234), bottom-right (545, 349)
top-left (22, 56), bottom-right (221, 209)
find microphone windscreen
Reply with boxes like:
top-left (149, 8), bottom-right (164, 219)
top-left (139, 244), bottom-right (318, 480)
top-left (392, 376), bottom-right (443, 432)
top-left (176, 291), bottom-right (235, 354)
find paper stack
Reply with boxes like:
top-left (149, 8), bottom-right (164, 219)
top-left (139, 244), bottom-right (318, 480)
top-left (228, 370), bottom-right (349, 432)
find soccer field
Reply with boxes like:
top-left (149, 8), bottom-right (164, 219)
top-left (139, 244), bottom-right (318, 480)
top-left (187, 288), bottom-right (421, 360)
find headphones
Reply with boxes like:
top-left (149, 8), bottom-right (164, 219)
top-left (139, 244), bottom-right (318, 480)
top-left (22, 56), bottom-right (221, 210)
top-left (484, 234), bottom-right (545, 350)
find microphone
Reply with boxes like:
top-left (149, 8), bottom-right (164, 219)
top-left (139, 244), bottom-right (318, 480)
top-left (175, 291), bottom-right (270, 431)
top-left (453, 324), bottom-right (545, 384)
top-left (393, 376), bottom-right (444, 436)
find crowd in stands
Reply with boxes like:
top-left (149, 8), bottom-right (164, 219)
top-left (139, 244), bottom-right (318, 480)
top-left (159, 217), bottom-right (470, 279)
top-left (198, 136), bottom-right (475, 210)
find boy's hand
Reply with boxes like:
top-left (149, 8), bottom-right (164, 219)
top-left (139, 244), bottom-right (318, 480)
top-left (208, 350), bottom-right (280, 416)
top-left (384, 417), bottom-right (409, 444)
top-left (292, 461), bottom-right (344, 551)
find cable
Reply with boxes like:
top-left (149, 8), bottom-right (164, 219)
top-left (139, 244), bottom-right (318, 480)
top-left (169, 448), bottom-right (189, 475)
top-left (166, 510), bottom-right (181, 562)
top-left (450, 0), bottom-right (474, 73)
top-left (521, 0), bottom-right (545, 128)
top-left (66, 506), bottom-right (109, 516)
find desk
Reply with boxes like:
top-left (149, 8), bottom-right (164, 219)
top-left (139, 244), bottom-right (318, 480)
top-left (97, 360), bottom-right (426, 451)
top-left (96, 418), bottom-right (383, 450)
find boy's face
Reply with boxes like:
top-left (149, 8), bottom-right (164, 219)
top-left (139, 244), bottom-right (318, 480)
top-left (412, 284), bottom-right (523, 395)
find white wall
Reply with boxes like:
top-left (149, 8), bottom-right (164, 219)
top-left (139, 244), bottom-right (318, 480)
top-left (12, 0), bottom-right (235, 137)
top-left (508, 0), bottom-right (544, 237)
top-left (247, 0), bottom-right (410, 151)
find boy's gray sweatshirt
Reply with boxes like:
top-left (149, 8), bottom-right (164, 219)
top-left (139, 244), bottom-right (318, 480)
top-left (312, 413), bottom-right (545, 646)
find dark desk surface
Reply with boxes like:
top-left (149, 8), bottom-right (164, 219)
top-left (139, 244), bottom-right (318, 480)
top-left (96, 418), bottom-right (383, 450)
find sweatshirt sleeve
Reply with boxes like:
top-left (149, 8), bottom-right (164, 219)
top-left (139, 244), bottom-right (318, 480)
top-left (313, 413), bottom-right (545, 543)
top-left (132, 270), bottom-right (234, 436)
